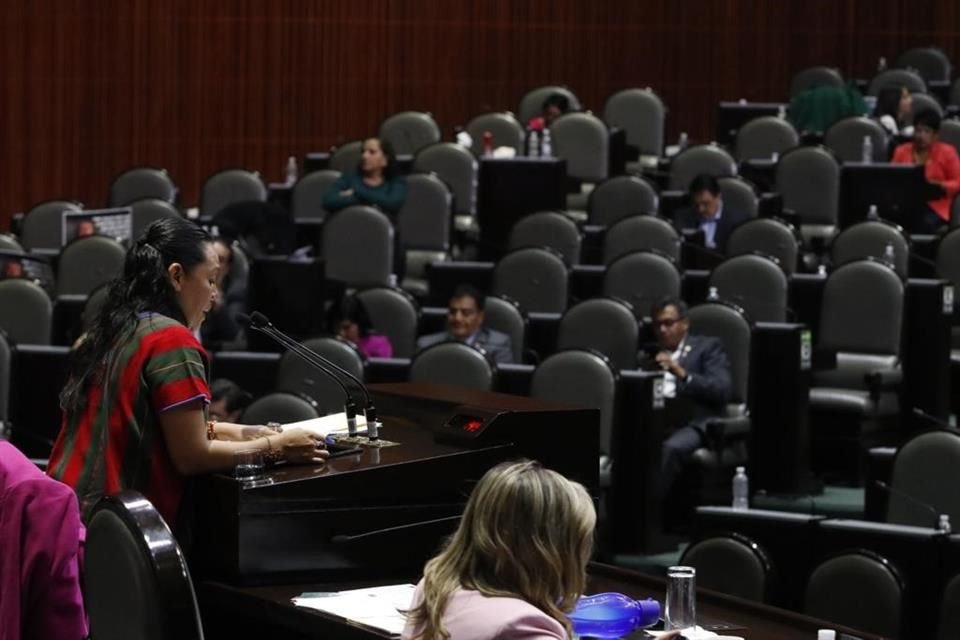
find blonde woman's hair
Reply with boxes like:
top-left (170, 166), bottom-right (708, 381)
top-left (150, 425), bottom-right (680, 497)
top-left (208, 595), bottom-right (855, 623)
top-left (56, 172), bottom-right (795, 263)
top-left (406, 459), bottom-right (596, 640)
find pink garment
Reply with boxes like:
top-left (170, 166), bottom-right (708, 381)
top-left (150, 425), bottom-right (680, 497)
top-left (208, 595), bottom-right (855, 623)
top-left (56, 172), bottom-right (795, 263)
top-left (402, 580), bottom-right (567, 640)
top-left (356, 333), bottom-right (393, 359)
top-left (0, 442), bottom-right (88, 640)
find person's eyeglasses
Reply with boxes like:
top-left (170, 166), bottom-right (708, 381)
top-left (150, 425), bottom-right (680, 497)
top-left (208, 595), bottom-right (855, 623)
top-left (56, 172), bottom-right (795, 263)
top-left (654, 318), bottom-right (682, 328)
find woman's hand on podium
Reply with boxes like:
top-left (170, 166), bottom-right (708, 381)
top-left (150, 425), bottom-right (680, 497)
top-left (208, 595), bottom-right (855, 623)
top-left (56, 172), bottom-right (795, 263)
top-left (273, 428), bottom-right (329, 465)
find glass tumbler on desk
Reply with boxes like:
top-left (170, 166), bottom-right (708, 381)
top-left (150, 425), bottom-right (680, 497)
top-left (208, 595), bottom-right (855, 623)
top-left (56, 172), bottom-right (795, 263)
top-left (665, 565), bottom-right (696, 631)
top-left (234, 449), bottom-right (265, 479)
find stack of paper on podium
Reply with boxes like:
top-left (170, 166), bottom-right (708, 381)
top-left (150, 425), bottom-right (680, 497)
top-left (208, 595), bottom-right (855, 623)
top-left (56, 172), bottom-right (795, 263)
top-left (284, 412), bottom-right (368, 435)
top-left (292, 583), bottom-right (416, 636)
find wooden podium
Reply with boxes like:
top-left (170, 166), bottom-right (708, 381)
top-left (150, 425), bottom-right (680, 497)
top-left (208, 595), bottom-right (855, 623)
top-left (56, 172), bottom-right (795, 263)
top-left (191, 383), bottom-right (598, 584)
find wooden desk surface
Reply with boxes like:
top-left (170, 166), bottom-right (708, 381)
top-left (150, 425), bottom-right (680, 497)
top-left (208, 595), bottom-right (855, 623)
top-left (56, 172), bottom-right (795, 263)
top-left (198, 563), bottom-right (885, 640)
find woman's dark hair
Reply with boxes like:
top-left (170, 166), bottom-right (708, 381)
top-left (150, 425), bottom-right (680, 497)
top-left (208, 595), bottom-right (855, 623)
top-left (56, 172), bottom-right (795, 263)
top-left (874, 86), bottom-right (905, 119)
top-left (329, 295), bottom-right (374, 337)
top-left (914, 108), bottom-right (942, 132)
top-left (60, 217), bottom-right (211, 412)
top-left (356, 137), bottom-right (399, 181)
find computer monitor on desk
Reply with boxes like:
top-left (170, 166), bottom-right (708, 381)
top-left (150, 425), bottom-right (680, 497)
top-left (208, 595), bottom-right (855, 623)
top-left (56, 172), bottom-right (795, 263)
top-left (839, 163), bottom-right (943, 231)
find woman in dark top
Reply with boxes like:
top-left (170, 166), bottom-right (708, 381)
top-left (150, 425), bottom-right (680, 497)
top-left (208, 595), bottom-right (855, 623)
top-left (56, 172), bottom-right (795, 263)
top-left (323, 137), bottom-right (408, 216)
top-left (323, 136), bottom-right (408, 279)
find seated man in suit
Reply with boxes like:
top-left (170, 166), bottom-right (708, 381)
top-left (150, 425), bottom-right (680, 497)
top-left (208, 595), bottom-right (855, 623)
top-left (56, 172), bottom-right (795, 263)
top-left (416, 284), bottom-right (513, 364)
top-left (675, 174), bottom-right (751, 254)
top-left (639, 296), bottom-right (733, 500)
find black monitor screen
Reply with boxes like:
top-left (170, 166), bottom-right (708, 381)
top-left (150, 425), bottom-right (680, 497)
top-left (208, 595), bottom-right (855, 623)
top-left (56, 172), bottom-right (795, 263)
top-left (839, 163), bottom-right (940, 231)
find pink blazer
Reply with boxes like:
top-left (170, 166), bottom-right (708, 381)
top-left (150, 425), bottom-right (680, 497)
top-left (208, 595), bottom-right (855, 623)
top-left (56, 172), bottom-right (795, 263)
top-left (0, 442), bottom-right (87, 640)
top-left (402, 580), bottom-right (568, 640)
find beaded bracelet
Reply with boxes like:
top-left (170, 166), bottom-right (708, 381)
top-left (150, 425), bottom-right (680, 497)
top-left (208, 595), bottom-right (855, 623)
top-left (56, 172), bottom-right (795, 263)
top-left (206, 420), bottom-right (217, 441)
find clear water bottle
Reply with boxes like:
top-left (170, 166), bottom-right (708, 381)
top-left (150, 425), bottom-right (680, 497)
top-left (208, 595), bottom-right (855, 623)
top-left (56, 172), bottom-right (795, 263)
top-left (569, 593), bottom-right (661, 638)
top-left (528, 130), bottom-right (541, 157)
top-left (867, 204), bottom-right (879, 220)
top-left (678, 131), bottom-right (689, 150)
top-left (777, 104), bottom-right (787, 119)
top-left (861, 135), bottom-right (873, 164)
top-left (541, 128), bottom-right (553, 157)
top-left (877, 56), bottom-right (887, 72)
top-left (938, 514), bottom-right (952, 533)
top-left (732, 466), bottom-right (749, 510)
top-left (883, 241), bottom-right (896, 266)
top-left (285, 156), bottom-right (298, 186)
top-left (707, 286), bottom-right (719, 301)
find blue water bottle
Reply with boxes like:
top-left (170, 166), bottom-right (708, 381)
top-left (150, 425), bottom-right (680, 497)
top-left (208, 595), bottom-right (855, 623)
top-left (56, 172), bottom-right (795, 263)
top-left (569, 592), bottom-right (661, 638)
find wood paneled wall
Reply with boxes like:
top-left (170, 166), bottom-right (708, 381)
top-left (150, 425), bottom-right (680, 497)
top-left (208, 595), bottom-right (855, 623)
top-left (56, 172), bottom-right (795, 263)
top-left (2, 0), bottom-right (959, 227)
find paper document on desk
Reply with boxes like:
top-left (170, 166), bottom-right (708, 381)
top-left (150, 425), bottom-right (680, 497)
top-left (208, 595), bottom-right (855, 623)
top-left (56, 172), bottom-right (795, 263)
top-left (292, 583), bottom-right (416, 636)
top-left (284, 411), bottom-right (368, 435)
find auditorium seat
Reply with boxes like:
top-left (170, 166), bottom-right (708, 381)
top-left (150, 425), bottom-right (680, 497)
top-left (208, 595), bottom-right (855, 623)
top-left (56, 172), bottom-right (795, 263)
top-left (507, 211), bottom-right (581, 266)
top-left (108, 167), bottom-right (178, 208)
top-left (492, 247), bottom-right (568, 314)
top-left (328, 140), bottom-right (363, 174)
top-left (602, 215), bottom-right (681, 265)
top-left (56, 235), bottom-right (127, 296)
top-left (939, 120), bottom-right (960, 160)
top-left (199, 169), bottom-right (267, 219)
top-left (129, 198), bottom-right (182, 241)
top-left (679, 533), bottom-right (773, 602)
top-left (291, 169), bottom-right (341, 222)
top-left (895, 47), bottom-right (951, 84)
top-left (240, 391), bottom-right (319, 425)
top-left (830, 219), bottom-right (910, 278)
top-left (734, 116), bottom-right (799, 162)
top-left (937, 573), bottom-right (960, 640)
top-left (556, 297), bottom-right (639, 371)
top-left (412, 142), bottom-right (478, 224)
top-left (409, 341), bottom-right (494, 391)
top-left (804, 550), bottom-right (903, 638)
top-left (886, 429), bottom-right (960, 528)
top-left (322, 205), bottom-right (394, 288)
top-left (789, 66), bottom-right (844, 98)
top-left (356, 287), bottom-right (420, 359)
top-left (708, 254), bottom-right (788, 323)
top-left (587, 174), bottom-right (659, 227)
top-left (808, 260), bottom-right (904, 479)
top-left (516, 85), bottom-right (581, 126)
top-left (84, 491), bottom-right (204, 640)
top-left (603, 250), bottom-right (681, 320)
top-left (775, 146), bottom-right (840, 243)
top-left (551, 112), bottom-right (610, 211)
top-left (482, 296), bottom-right (527, 364)
top-left (602, 87), bottom-right (666, 164)
top-left (824, 117), bottom-right (889, 163)
top-left (397, 172), bottom-right (454, 293)
top-left (0, 279), bottom-right (53, 345)
top-left (725, 217), bottom-right (801, 276)
top-left (669, 144), bottom-right (738, 191)
top-left (380, 111), bottom-right (441, 156)
top-left (464, 112), bottom-right (525, 156)
top-left (718, 176), bottom-right (759, 220)
top-left (20, 199), bottom-right (84, 252)
top-left (0, 234), bottom-right (23, 253)
top-left (868, 67), bottom-right (927, 96)
top-left (276, 337), bottom-right (366, 415)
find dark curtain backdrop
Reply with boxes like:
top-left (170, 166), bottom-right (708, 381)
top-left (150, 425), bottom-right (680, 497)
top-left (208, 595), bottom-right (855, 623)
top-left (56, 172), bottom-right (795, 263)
top-left (2, 0), bottom-right (959, 226)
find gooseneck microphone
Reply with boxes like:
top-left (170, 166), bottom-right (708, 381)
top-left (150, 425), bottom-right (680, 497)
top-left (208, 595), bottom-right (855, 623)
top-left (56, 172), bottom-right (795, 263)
top-left (874, 480), bottom-right (946, 531)
top-left (238, 312), bottom-right (378, 435)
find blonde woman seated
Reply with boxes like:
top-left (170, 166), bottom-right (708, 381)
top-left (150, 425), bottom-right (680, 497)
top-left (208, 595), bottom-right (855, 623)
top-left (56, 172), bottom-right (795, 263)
top-left (403, 460), bottom-right (595, 640)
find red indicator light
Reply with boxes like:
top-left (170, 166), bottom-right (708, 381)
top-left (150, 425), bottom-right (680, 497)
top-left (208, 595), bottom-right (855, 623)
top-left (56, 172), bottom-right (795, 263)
top-left (464, 419), bottom-right (483, 433)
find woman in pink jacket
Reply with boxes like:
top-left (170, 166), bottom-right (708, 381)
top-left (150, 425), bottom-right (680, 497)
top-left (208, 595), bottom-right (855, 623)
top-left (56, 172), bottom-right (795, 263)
top-left (403, 460), bottom-right (595, 640)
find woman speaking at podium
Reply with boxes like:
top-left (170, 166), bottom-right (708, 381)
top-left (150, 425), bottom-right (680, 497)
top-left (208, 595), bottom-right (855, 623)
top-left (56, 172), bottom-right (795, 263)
top-left (48, 218), bottom-right (327, 529)
top-left (403, 460), bottom-right (595, 640)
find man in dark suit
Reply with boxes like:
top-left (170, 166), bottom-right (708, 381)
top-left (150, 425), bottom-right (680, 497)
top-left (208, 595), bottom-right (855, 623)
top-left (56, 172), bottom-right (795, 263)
top-left (416, 284), bottom-right (514, 364)
top-left (675, 174), bottom-right (751, 254)
top-left (640, 296), bottom-right (733, 499)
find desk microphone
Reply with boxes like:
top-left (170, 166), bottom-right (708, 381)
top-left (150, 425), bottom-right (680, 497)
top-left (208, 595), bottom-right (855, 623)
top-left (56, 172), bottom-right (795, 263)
top-left (911, 406), bottom-right (956, 432)
top-left (238, 312), bottom-right (378, 436)
top-left (874, 480), bottom-right (948, 531)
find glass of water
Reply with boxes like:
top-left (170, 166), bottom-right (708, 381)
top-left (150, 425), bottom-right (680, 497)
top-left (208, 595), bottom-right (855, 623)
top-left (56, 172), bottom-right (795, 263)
top-left (234, 449), bottom-right (265, 479)
top-left (665, 565), bottom-right (696, 631)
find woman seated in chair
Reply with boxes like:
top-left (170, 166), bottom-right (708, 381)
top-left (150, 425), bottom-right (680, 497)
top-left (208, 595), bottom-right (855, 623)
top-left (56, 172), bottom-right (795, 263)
top-left (48, 218), bottom-right (328, 529)
top-left (322, 137), bottom-right (408, 217)
top-left (402, 460), bottom-right (595, 640)
top-left (322, 136), bottom-right (408, 277)
top-left (330, 294), bottom-right (393, 359)
top-left (873, 86), bottom-right (913, 137)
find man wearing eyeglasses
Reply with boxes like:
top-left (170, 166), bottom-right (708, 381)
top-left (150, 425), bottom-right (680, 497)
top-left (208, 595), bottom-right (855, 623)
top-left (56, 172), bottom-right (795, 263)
top-left (641, 296), bottom-right (733, 503)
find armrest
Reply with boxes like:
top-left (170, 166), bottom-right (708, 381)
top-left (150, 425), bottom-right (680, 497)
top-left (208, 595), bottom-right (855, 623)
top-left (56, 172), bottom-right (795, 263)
top-left (865, 367), bottom-right (902, 391)
top-left (703, 415), bottom-right (752, 448)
